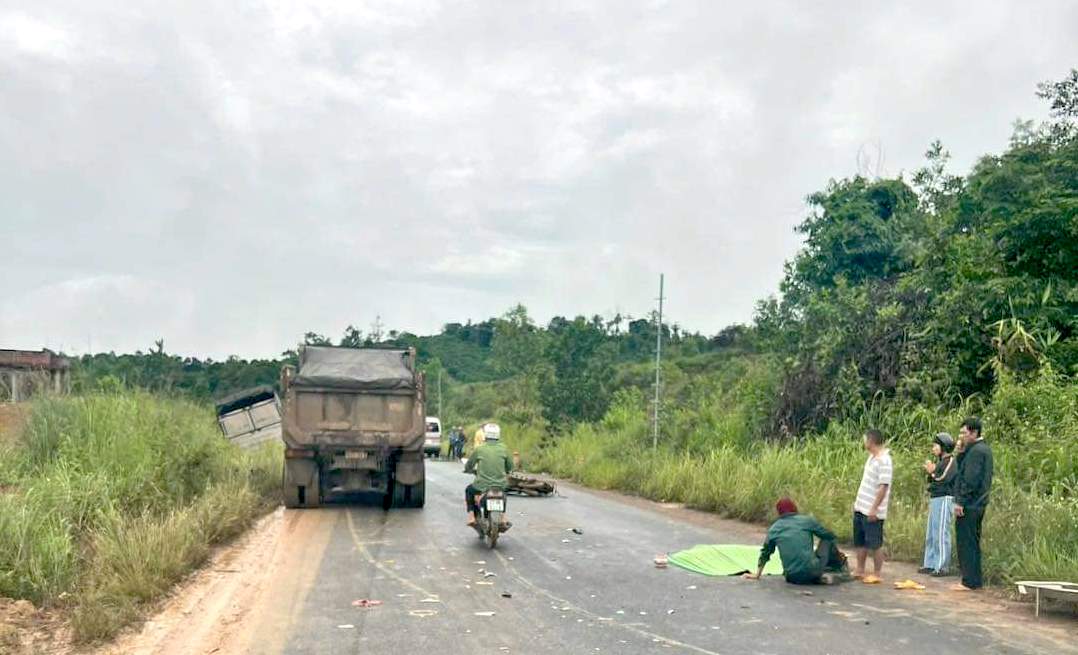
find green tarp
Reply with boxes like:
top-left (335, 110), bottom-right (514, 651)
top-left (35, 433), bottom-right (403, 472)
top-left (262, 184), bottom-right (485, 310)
top-left (668, 544), bottom-right (784, 577)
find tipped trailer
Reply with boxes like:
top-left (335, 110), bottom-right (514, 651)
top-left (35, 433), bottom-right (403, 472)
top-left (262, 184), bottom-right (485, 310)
top-left (215, 385), bottom-right (282, 449)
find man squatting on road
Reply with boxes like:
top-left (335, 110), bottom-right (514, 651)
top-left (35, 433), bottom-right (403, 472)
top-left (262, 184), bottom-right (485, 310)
top-left (744, 498), bottom-right (848, 584)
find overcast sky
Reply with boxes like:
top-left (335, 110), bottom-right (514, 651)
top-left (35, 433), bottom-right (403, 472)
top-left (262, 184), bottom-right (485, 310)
top-left (2, 1), bottom-right (1076, 359)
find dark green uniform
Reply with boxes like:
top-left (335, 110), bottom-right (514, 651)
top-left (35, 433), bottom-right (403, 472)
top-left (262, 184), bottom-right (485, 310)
top-left (758, 513), bottom-right (841, 584)
top-left (465, 441), bottom-right (512, 492)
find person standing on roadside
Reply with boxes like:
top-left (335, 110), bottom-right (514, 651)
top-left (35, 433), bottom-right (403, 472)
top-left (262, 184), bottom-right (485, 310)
top-left (920, 432), bottom-right (957, 576)
top-left (852, 429), bottom-right (893, 584)
top-left (952, 417), bottom-right (993, 591)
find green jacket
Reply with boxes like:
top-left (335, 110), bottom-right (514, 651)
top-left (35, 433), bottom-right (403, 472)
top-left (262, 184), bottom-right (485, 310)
top-left (758, 513), bottom-right (835, 579)
top-left (465, 441), bottom-right (512, 492)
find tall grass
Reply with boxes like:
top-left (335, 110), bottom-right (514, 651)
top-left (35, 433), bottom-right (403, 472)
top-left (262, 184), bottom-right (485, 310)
top-left (526, 369), bottom-right (1078, 586)
top-left (0, 392), bottom-right (281, 642)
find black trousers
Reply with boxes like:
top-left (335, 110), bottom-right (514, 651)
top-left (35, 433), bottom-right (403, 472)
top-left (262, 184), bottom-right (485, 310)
top-left (786, 538), bottom-right (846, 585)
top-left (465, 484), bottom-right (481, 514)
top-left (956, 507), bottom-right (985, 589)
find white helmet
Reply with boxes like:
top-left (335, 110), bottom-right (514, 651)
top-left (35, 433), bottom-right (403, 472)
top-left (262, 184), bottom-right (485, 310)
top-left (483, 423), bottom-right (501, 441)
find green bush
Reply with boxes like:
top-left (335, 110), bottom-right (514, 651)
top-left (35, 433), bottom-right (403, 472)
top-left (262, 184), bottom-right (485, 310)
top-left (0, 392), bottom-right (281, 642)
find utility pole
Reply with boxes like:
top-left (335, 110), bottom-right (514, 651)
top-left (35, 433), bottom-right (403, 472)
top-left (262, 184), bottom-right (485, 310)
top-left (653, 273), bottom-right (664, 449)
top-left (437, 368), bottom-right (443, 420)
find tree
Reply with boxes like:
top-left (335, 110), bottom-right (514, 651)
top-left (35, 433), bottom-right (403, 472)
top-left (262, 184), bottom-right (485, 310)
top-left (786, 177), bottom-right (921, 299)
top-left (1037, 67), bottom-right (1078, 144)
top-left (489, 305), bottom-right (549, 424)
top-left (912, 140), bottom-right (962, 214)
top-left (491, 305), bottom-right (546, 377)
top-left (540, 316), bottom-right (616, 427)
top-left (304, 332), bottom-right (331, 346)
top-left (339, 325), bottom-right (364, 348)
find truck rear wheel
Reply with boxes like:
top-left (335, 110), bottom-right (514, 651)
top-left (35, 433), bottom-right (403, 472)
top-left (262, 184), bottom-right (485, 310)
top-left (404, 480), bottom-right (425, 508)
top-left (390, 480), bottom-right (407, 508)
top-left (387, 479), bottom-right (425, 508)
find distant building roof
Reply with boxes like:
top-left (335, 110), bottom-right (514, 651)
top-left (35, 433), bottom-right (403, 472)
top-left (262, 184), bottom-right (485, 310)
top-left (0, 349), bottom-right (71, 371)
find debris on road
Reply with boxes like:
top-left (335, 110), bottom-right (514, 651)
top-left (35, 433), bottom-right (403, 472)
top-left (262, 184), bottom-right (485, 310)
top-left (569, 528), bottom-right (583, 535)
top-left (654, 555), bottom-right (668, 568)
top-left (336, 624), bottom-right (355, 629)
top-left (474, 611), bottom-right (496, 617)
top-left (894, 579), bottom-right (926, 591)
top-left (506, 471), bottom-right (556, 496)
top-left (420, 597), bottom-right (441, 603)
top-left (351, 599), bottom-right (382, 608)
top-left (501, 592), bottom-right (513, 598)
top-left (409, 609), bottom-right (438, 618)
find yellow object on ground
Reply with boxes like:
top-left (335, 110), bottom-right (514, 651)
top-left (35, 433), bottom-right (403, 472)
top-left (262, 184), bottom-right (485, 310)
top-left (894, 579), bottom-right (926, 590)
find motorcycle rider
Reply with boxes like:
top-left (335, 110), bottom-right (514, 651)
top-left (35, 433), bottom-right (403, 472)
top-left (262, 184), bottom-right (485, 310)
top-left (464, 423), bottom-right (513, 529)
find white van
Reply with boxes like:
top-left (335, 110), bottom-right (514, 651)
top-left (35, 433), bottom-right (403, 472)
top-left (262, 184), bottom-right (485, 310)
top-left (424, 416), bottom-right (442, 457)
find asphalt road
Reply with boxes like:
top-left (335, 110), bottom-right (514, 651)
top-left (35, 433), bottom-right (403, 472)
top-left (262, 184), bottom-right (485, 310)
top-left (239, 461), bottom-right (1061, 655)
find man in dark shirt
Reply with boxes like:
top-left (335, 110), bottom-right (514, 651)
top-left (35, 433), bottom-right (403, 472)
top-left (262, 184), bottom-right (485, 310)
top-left (744, 498), bottom-right (848, 585)
top-left (952, 417), bottom-right (994, 591)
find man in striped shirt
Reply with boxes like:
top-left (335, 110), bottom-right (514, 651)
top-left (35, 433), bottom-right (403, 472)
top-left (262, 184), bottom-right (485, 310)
top-left (852, 429), bottom-right (893, 583)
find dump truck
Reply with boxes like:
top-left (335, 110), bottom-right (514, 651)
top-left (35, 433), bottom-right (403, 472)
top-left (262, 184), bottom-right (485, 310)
top-left (280, 345), bottom-right (426, 509)
top-left (215, 385), bottom-right (282, 448)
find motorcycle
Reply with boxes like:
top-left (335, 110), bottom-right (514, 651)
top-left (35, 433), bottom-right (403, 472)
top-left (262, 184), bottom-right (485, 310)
top-left (473, 489), bottom-right (509, 548)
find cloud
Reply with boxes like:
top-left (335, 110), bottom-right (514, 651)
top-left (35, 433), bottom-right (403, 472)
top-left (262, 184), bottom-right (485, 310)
top-left (2, 0), bottom-right (1077, 358)
top-left (0, 11), bottom-right (74, 60)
